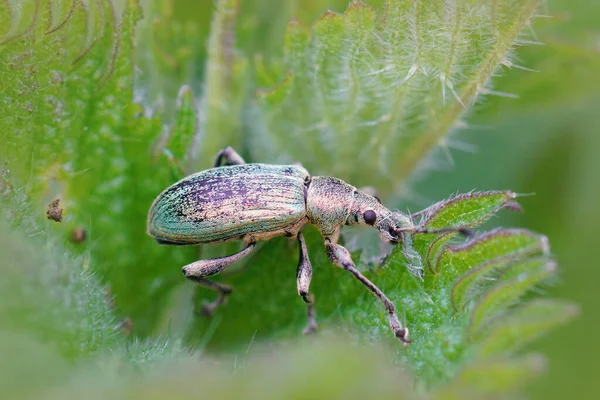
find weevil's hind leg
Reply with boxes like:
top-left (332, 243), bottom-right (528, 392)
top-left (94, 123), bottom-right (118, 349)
top-left (183, 242), bottom-right (256, 316)
top-left (297, 232), bottom-right (318, 335)
top-left (324, 238), bottom-right (410, 344)
top-left (214, 146), bottom-right (246, 167)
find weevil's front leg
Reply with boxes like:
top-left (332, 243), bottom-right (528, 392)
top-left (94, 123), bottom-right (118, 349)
top-left (297, 232), bottom-right (318, 335)
top-left (214, 146), bottom-right (246, 167)
top-left (324, 238), bottom-right (410, 344)
top-left (183, 242), bottom-right (256, 316)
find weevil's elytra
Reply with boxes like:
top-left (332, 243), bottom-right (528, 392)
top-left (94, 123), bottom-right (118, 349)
top-left (148, 147), bottom-right (461, 344)
top-left (148, 163), bottom-right (310, 245)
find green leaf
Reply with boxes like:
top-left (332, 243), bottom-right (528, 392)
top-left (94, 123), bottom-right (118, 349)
top-left (441, 229), bottom-right (548, 276)
top-left (412, 190), bottom-right (520, 272)
top-left (418, 191), bottom-right (518, 229)
top-left (250, 0), bottom-right (543, 196)
top-left (0, 1), bottom-right (577, 399)
top-left (171, 86), bottom-right (196, 161)
top-left (477, 300), bottom-right (579, 357)
top-left (447, 354), bottom-right (547, 394)
top-left (449, 230), bottom-right (549, 309)
top-left (0, 0), bottom-right (199, 337)
top-left (0, 199), bottom-right (121, 360)
top-left (468, 259), bottom-right (557, 339)
top-left (193, 0), bottom-right (249, 170)
top-left (135, 0), bottom-right (201, 116)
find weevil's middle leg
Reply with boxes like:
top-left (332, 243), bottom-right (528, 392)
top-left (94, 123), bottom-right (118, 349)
top-left (214, 146), bottom-right (246, 167)
top-left (324, 238), bottom-right (410, 344)
top-left (296, 232), bottom-right (318, 334)
top-left (183, 242), bottom-right (256, 316)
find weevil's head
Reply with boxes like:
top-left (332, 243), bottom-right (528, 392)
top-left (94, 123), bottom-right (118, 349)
top-left (346, 190), bottom-right (415, 243)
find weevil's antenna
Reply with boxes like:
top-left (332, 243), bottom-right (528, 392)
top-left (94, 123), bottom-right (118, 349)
top-left (411, 226), bottom-right (474, 237)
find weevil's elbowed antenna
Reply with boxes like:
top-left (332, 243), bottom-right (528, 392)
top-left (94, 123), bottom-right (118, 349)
top-left (409, 226), bottom-right (474, 237)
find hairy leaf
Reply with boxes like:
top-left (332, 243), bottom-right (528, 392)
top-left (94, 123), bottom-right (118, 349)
top-left (250, 0), bottom-right (543, 197)
top-left (0, 1), bottom-right (577, 399)
top-left (468, 259), bottom-right (556, 338)
top-left (477, 299), bottom-right (579, 357)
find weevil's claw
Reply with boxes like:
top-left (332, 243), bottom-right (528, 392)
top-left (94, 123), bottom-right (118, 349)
top-left (395, 327), bottom-right (411, 344)
top-left (302, 320), bottom-right (318, 335)
top-left (299, 291), bottom-right (310, 304)
top-left (503, 200), bottom-right (523, 213)
top-left (389, 314), bottom-right (411, 345)
top-left (197, 302), bottom-right (218, 318)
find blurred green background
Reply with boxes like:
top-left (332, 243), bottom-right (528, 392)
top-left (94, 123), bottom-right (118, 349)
top-left (166, 0), bottom-right (600, 398)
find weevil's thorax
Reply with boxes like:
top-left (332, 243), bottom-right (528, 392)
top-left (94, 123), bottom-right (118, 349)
top-left (305, 177), bottom-right (415, 242)
top-left (305, 176), bottom-right (355, 237)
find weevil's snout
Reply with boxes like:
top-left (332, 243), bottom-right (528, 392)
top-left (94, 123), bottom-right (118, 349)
top-left (375, 210), bottom-right (415, 244)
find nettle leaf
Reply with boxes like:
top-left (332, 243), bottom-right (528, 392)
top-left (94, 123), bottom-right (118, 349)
top-left (418, 191), bottom-right (518, 229)
top-left (250, 0), bottom-right (543, 195)
top-left (191, 0), bottom-right (249, 171)
top-left (0, 0), bottom-right (577, 399)
top-left (151, 85), bottom-right (198, 178)
top-left (412, 190), bottom-right (520, 272)
top-left (444, 354), bottom-right (547, 395)
top-left (0, 194), bottom-right (121, 360)
top-left (440, 229), bottom-right (549, 276)
top-left (468, 259), bottom-right (556, 339)
top-left (447, 229), bottom-right (549, 309)
top-left (477, 299), bottom-right (579, 357)
top-left (375, 192), bottom-right (575, 393)
top-left (135, 0), bottom-right (201, 116)
top-left (0, 0), bottom-right (199, 337)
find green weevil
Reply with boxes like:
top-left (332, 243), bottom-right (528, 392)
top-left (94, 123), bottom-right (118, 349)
top-left (148, 147), bottom-right (461, 344)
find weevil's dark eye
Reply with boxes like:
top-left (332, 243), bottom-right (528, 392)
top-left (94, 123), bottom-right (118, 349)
top-left (363, 210), bottom-right (377, 225)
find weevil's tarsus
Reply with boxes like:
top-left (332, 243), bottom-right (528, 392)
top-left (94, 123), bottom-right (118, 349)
top-left (503, 200), bottom-right (524, 212)
top-left (188, 277), bottom-right (233, 317)
top-left (303, 293), bottom-right (318, 335)
top-left (214, 146), bottom-right (246, 167)
top-left (183, 242), bottom-right (256, 316)
top-left (324, 239), bottom-right (410, 344)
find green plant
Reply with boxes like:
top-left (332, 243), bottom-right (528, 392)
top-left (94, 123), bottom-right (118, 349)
top-left (0, 0), bottom-right (577, 398)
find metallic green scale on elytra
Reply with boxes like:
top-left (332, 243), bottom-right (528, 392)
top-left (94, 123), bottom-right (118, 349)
top-left (147, 147), bottom-right (464, 345)
top-left (148, 163), bottom-right (309, 245)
